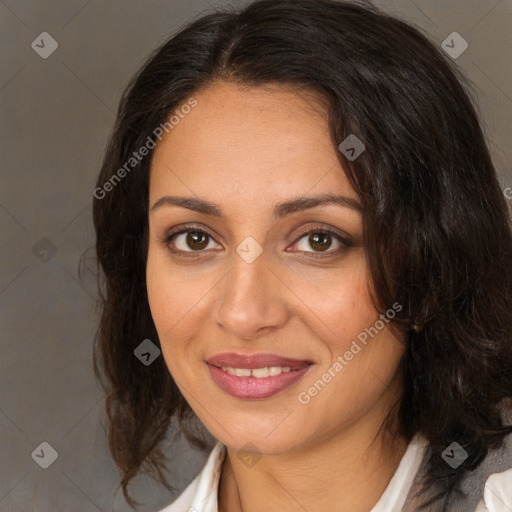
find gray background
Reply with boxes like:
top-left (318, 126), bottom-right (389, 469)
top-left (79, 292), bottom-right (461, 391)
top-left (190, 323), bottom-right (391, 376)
top-left (1, 0), bottom-right (510, 510)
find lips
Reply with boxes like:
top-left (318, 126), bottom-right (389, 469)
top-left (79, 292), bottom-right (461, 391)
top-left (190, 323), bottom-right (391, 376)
top-left (207, 352), bottom-right (312, 369)
top-left (206, 352), bottom-right (313, 399)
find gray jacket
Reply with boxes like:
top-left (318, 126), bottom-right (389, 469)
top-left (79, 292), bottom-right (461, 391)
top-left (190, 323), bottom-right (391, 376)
top-left (403, 426), bottom-right (512, 510)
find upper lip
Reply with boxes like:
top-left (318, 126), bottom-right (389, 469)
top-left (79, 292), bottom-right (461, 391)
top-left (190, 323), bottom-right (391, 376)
top-left (207, 352), bottom-right (313, 369)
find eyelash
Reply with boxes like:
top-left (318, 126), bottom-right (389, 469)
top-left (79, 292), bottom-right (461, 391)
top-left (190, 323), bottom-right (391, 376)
top-left (163, 223), bottom-right (352, 260)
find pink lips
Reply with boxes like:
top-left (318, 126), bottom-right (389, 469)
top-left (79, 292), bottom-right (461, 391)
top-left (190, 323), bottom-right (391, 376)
top-left (207, 352), bottom-right (313, 400)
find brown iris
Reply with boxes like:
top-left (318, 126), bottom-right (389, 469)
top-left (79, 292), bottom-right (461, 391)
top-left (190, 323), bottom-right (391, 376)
top-left (186, 231), bottom-right (209, 250)
top-left (308, 232), bottom-right (332, 252)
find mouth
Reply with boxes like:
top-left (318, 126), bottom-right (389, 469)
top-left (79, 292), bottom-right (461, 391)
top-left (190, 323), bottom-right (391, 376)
top-left (206, 352), bottom-right (313, 399)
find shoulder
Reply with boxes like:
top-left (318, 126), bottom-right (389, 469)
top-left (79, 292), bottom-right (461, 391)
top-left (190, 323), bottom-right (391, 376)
top-left (158, 442), bottom-right (226, 512)
top-left (468, 413), bottom-right (512, 511)
top-left (474, 467), bottom-right (512, 512)
top-left (450, 428), bottom-right (512, 511)
top-left (404, 427), bottom-right (512, 511)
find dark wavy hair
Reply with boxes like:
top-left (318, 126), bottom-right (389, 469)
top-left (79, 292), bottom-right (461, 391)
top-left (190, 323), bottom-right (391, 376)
top-left (87, 0), bottom-right (512, 509)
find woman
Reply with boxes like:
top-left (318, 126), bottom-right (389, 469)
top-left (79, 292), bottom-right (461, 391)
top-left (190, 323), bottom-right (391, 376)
top-left (91, 0), bottom-right (512, 510)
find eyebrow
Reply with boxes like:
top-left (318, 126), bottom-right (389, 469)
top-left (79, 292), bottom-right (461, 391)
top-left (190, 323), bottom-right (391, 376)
top-left (150, 193), bottom-right (362, 218)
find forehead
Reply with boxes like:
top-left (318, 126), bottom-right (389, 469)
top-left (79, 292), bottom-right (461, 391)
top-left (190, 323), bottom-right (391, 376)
top-left (149, 81), bottom-right (356, 207)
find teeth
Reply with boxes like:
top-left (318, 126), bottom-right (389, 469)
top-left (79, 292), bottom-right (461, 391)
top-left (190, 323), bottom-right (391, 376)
top-left (252, 367), bottom-right (270, 378)
top-left (220, 366), bottom-right (292, 378)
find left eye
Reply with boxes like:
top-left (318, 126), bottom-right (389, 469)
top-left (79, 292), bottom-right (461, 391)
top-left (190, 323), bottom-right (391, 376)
top-left (290, 229), bottom-right (349, 257)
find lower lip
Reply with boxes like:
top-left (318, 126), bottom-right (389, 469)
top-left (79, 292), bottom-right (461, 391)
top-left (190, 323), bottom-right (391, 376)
top-left (207, 364), bottom-right (311, 399)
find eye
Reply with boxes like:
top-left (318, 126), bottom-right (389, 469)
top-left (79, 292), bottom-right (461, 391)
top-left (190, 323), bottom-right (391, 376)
top-left (164, 225), bottom-right (221, 257)
top-left (288, 227), bottom-right (352, 259)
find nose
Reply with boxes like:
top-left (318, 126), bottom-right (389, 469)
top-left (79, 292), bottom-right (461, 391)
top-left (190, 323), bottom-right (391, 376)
top-left (213, 245), bottom-right (290, 341)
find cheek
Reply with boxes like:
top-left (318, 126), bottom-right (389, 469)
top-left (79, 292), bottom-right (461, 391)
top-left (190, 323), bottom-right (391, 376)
top-left (320, 274), bottom-right (403, 378)
top-left (298, 255), bottom-right (376, 349)
top-left (146, 244), bottom-right (206, 330)
top-left (145, 248), bottom-right (221, 378)
top-left (318, 281), bottom-right (373, 333)
top-left (146, 251), bottom-right (196, 357)
top-left (294, 257), bottom-right (404, 397)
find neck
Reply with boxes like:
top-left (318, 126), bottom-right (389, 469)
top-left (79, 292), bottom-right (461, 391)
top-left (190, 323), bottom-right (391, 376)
top-left (218, 421), bottom-right (409, 512)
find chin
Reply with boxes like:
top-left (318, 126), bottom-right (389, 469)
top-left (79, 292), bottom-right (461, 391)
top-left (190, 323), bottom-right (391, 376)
top-left (208, 421), bottom-right (304, 455)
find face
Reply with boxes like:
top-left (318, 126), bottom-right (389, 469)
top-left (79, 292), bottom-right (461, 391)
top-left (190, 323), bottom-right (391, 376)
top-left (146, 81), bottom-right (406, 455)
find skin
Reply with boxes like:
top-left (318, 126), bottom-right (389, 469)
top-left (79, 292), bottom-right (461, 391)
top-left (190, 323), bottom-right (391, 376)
top-left (146, 81), bottom-right (408, 512)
